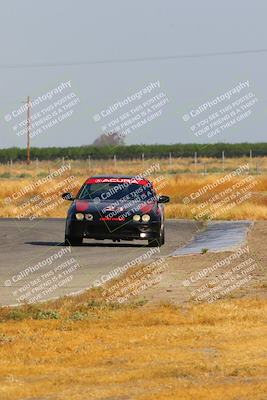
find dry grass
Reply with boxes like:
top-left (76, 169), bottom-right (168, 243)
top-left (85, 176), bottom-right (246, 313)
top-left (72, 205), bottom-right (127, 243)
top-left (0, 295), bottom-right (266, 400)
top-left (0, 157), bottom-right (267, 220)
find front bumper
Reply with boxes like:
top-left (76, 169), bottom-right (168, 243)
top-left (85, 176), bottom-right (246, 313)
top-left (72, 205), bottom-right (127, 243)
top-left (65, 218), bottom-right (161, 241)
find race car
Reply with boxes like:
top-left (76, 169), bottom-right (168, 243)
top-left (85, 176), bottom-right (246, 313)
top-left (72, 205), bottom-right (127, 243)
top-left (62, 175), bottom-right (170, 247)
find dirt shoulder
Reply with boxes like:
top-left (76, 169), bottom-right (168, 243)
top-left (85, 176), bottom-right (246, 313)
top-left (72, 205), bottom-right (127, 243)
top-left (140, 221), bottom-right (267, 305)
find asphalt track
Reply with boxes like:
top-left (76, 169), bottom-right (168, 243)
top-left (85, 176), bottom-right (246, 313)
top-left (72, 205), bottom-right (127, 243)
top-left (0, 218), bottom-right (202, 306)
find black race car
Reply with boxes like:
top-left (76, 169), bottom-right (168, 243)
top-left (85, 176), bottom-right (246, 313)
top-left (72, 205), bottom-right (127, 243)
top-left (62, 175), bottom-right (170, 247)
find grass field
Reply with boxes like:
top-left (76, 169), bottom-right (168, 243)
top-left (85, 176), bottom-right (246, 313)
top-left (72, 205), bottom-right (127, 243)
top-left (0, 157), bottom-right (267, 220)
top-left (0, 293), bottom-right (266, 400)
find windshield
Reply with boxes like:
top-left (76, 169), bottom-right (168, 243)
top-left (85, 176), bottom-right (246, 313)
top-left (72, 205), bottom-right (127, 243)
top-left (78, 182), bottom-right (156, 202)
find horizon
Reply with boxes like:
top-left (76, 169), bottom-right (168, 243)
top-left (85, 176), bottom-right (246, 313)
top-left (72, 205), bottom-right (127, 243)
top-left (1, 1), bottom-right (266, 148)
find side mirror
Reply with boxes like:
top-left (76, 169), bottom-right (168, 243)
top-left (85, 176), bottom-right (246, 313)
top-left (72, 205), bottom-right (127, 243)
top-left (62, 192), bottom-right (75, 201)
top-left (158, 195), bottom-right (170, 204)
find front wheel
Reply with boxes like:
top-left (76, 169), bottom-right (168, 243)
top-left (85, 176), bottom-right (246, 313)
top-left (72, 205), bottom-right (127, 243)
top-left (161, 228), bottom-right (165, 245)
top-left (64, 235), bottom-right (83, 246)
top-left (148, 227), bottom-right (164, 247)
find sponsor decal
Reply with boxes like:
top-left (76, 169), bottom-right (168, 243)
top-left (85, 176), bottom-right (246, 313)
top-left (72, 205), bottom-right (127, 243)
top-left (99, 217), bottom-right (125, 221)
top-left (85, 178), bottom-right (149, 185)
top-left (104, 205), bottom-right (124, 212)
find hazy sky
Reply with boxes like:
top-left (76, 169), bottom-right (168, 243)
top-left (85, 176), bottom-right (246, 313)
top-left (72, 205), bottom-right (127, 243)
top-left (0, 0), bottom-right (266, 148)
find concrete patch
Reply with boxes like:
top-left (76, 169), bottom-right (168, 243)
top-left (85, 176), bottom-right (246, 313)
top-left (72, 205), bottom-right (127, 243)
top-left (172, 221), bottom-right (252, 256)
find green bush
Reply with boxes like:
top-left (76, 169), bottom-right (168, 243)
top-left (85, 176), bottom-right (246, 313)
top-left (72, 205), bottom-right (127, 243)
top-left (33, 310), bottom-right (60, 320)
top-left (0, 172), bottom-right (12, 178)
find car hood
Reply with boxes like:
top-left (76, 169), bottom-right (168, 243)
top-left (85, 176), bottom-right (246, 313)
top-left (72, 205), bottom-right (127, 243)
top-left (71, 199), bottom-right (156, 215)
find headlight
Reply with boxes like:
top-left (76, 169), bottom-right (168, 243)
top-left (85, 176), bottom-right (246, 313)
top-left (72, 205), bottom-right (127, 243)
top-left (142, 214), bottom-right (151, 222)
top-left (75, 213), bottom-right (84, 220)
top-left (133, 214), bottom-right (141, 222)
top-left (85, 213), bottom-right (93, 221)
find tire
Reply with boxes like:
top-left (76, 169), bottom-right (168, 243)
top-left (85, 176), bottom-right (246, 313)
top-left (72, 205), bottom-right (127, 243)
top-left (65, 235), bottom-right (83, 246)
top-left (148, 227), bottom-right (164, 247)
top-left (161, 228), bottom-right (165, 245)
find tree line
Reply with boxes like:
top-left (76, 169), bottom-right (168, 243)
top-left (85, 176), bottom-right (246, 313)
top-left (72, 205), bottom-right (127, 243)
top-left (0, 143), bottom-right (266, 162)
